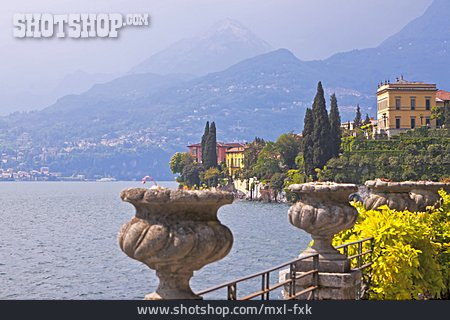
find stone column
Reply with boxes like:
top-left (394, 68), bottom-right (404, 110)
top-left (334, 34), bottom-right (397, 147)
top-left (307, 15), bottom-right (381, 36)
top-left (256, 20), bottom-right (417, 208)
top-left (280, 182), bottom-right (361, 300)
top-left (364, 180), bottom-right (450, 212)
top-left (118, 187), bottom-right (234, 300)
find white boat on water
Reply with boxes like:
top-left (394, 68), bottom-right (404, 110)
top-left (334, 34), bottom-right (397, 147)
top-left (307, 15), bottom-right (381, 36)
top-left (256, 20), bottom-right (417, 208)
top-left (96, 177), bottom-right (117, 182)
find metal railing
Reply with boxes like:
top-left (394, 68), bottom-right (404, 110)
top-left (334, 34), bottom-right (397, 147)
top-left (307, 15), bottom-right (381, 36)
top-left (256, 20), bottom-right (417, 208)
top-left (336, 237), bottom-right (374, 299)
top-left (196, 237), bottom-right (374, 300)
top-left (196, 253), bottom-right (319, 300)
top-left (336, 237), bottom-right (374, 270)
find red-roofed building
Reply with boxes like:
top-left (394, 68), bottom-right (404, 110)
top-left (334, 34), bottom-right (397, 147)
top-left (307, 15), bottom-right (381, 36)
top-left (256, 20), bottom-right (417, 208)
top-left (187, 142), bottom-right (245, 164)
top-left (437, 90), bottom-right (450, 102)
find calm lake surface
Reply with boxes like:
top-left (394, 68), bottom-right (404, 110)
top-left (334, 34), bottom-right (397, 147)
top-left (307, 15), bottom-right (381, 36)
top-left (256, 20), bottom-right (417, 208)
top-left (0, 182), bottom-right (310, 300)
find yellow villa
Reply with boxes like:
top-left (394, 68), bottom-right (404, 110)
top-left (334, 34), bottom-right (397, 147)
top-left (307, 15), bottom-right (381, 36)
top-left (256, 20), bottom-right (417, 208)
top-left (376, 76), bottom-right (437, 136)
top-left (225, 146), bottom-right (246, 177)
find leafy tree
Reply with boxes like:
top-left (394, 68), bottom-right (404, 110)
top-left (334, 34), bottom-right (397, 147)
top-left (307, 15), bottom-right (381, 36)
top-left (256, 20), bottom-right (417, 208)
top-left (329, 94), bottom-right (342, 158)
top-left (312, 82), bottom-right (332, 171)
top-left (284, 169), bottom-right (306, 187)
top-left (354, 104), bottom-right (362, 128)
top-left (169, 152), bottom-right (194, 174)
top-left (270, 172), bottom-right (287, 201)
top-left (201, 121), bottom-right (210, 164)
top-left (275, 133), bottom-right (302, 169)
top-left (253, 142), bottom-right (281, 179)
top-left (182, 162), bottom-right (204, 187)
top-left (444, 103), bottom-right (450, 131)
top-left (432, 102), bottom-right (450, 132)
top-left (302, 108), bottom-right (315, 177)
top-left (243, 137), bottom-right (266, 168)
top-left (204, 122), bottom-right (218, 169)
top-left (200, 167), bottom-right (220, 187)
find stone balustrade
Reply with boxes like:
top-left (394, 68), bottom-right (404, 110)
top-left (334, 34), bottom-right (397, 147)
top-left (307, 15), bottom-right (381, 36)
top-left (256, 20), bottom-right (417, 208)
top-left (118, 180), bottom-right (449, 300)
top-left (364, 179), bottom-right (450, 212)
top-left (118, 186), bottom-right (233, 300)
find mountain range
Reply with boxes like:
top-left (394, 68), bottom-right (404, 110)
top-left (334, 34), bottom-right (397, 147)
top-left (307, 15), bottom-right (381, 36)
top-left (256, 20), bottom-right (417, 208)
top-left (0, 0), bottom-right (449, 179)
top-left (310, 0), bottom-right (450, 93)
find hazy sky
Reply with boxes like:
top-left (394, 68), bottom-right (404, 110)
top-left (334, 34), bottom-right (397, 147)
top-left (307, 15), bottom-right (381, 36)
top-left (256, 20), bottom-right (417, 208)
top-left (0, 0), bottom-right (433, 111)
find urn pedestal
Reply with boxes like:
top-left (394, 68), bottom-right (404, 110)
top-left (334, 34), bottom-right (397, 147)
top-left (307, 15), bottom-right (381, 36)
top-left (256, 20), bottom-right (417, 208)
top-left (118, 187), bottom-right (233, 300)
top-left (364, 180), bottom-right (450, 212)
top-left (288, 182), bottom-right (359, 273)
top-left (281, 182), bottom-right (361, 300)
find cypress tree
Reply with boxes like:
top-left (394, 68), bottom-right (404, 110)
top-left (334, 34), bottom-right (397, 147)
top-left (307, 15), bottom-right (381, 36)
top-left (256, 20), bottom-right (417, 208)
top-left (312, 82), bottom-right (332, 170)
top-left (204, 121), bottom-right (218, 169)
top-left (303, 108), bottom-right (314, 137)
top-left (329, 94), bottom-right (341, 158)
top-left (354, 104), bottom-right (362, 128)
top-left (302, 108), bottom-right (315, 177)
top-left (201, 121), bottom-right (209, 164)
top-left (365, 113), bottom-right (371, 125)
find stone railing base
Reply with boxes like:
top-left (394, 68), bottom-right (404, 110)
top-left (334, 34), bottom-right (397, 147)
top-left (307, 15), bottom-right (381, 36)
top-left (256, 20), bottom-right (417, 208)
top-left (295, 257), bottom-right (350, 273)
top-left (279, 269), bottom-right (362, 300)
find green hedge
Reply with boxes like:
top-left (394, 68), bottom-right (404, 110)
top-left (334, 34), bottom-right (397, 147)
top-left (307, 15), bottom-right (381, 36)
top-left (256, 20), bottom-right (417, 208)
top-left (322, 130), bottom-right (450, 184)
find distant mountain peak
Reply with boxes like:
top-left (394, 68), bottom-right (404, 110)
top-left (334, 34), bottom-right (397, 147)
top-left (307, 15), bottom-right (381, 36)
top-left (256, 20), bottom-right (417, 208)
top-left (270, 48), bottom-right (298, 58)
top-left (204, 18), bottom-right (248, 34)
top-left (209, 18), bottom-right (246, 29)
top-left (129, 18), bottom-right (272, 76)
top-left (200, 18), bottom-right (269, 44)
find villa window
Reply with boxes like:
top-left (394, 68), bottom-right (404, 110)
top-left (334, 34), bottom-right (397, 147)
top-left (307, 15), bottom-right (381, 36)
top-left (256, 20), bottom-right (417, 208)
top-left (425, 117), bottom-right (431, 127)
top-left (410, 97), bottom-right (416, 110)
top-left (425, 98), bottom-right (431, 111)
top-left (395, 97), bottom-right (401, 110)
top-left (411, 117), bottom-right (416, 129)
top-left (395, 117), bottom-right (401, 129)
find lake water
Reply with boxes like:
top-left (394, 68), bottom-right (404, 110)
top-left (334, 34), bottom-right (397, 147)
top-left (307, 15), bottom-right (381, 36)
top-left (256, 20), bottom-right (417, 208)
top-left (0, 182), bottom-right (310, 300)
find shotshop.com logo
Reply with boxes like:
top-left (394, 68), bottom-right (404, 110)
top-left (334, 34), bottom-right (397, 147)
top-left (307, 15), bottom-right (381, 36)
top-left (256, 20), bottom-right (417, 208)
top-left (13, 13), bottom-right (149, 38)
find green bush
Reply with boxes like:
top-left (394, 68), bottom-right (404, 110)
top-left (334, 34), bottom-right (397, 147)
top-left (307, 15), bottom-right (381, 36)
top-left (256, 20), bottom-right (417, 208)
top-left (333, 190), bottom-right (450, 300)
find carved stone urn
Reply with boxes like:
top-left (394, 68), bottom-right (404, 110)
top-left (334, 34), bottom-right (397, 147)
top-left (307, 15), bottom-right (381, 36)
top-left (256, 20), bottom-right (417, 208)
top-left (288, 182), bottom-right (359, 272)
top-left (364, 180), bottom-right (450, 212)
top-left (118, 187), bottom-right (234, 300)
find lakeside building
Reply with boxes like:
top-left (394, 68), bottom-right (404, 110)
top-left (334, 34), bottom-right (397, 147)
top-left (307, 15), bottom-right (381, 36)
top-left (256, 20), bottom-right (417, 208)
top-left (376, 76), bottom-right (438, 137)
top-left (341, 121), bottom-right (356, 131)
top-left (225, 146), bottom-right (246, 177)
top-left (342, 118), bottom-right (378, 138)
top-left (187, 142), bottom-right (245, 164)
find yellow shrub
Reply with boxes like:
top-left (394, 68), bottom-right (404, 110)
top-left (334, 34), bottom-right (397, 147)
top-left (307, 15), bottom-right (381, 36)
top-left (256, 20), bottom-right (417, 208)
top-left (333, 191), bottom-right (450, 300)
